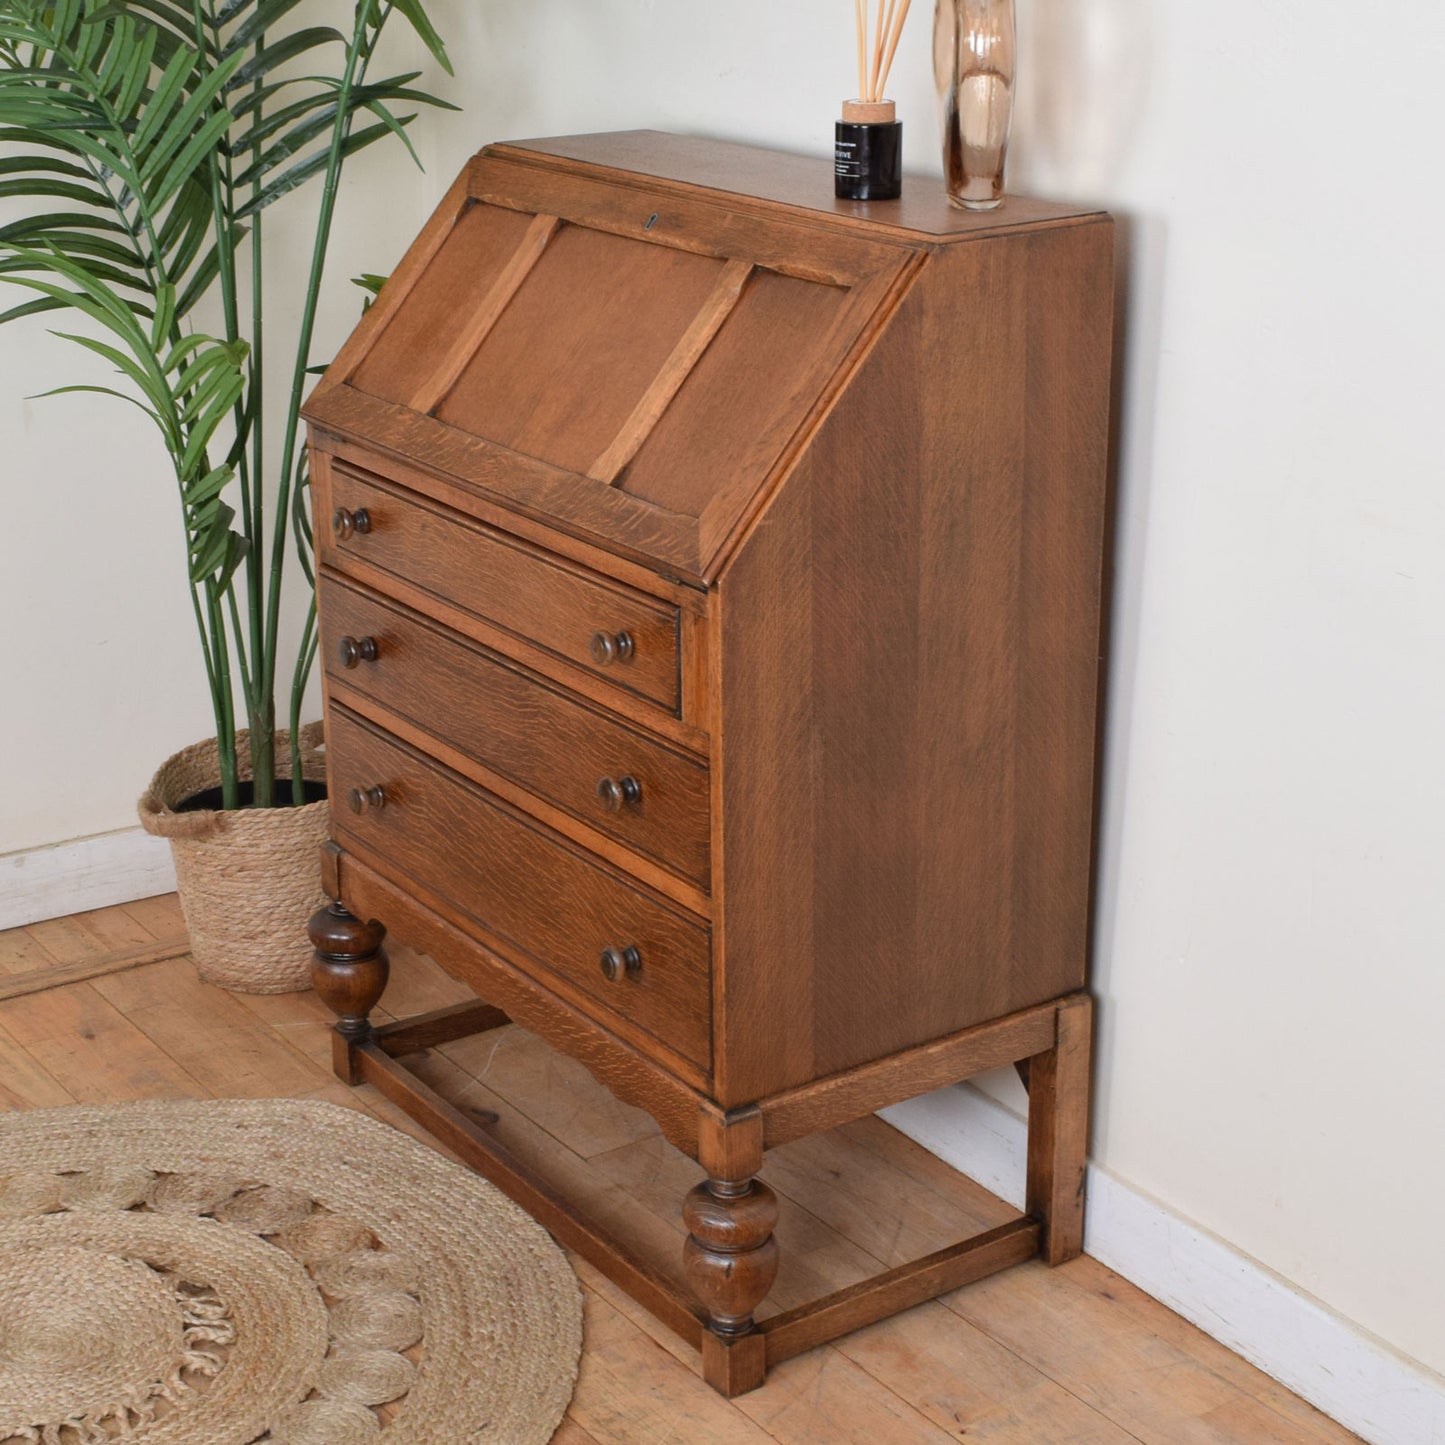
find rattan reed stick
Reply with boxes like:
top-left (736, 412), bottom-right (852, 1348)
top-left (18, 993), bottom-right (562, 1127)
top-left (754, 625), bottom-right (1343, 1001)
top-left (853, 0), bottom-right (913, 103)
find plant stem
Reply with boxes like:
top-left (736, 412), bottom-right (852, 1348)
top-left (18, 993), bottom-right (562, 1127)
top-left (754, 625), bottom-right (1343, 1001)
top-left (248, 26), bottom-right (267, 793)
top-left (266, 5), bottom-right (373, 796)
top-left (194, 0), bottom-right (268, 802)
top-left (203, 579), bottom-right (239, 806)
top-left (289, 597), bottom-right (318, 796)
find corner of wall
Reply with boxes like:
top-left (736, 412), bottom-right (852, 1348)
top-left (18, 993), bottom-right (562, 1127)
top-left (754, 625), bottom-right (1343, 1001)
top-left (881, 1084), bottom-right (1445, 1445)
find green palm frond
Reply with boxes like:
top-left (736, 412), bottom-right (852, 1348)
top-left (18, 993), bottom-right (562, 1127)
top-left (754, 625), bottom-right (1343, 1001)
top-left (2, 248), bottom-right (249, 581)
top-left (0, 0), bottom-right (455, 805)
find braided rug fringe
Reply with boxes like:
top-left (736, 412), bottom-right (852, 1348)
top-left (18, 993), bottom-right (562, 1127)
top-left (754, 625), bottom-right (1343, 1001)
top-left (0, 1099), bottom-right (583, 1444)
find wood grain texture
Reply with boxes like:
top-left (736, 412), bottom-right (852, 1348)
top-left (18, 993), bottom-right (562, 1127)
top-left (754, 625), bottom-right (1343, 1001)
top-left (319, 575), bottom-right (709, 887)
top-left (495, 131), bottom-right (1106, 244)
top-left (316, 433), bottom-right (707, 609)
top-left (684, 1177), bottom-right (780, 1342)
top-left (352, 1022), bottom-right (1034, 1393)
top-left (308, 903), bottom-right (389, 1085)
top-left (468, 153), bottom-right (908, 286)
top-left (320, 170), bottom-right (472, 399)
top-left (0, 981), bottom-right (208, 1103)
top-left (692, 257), bottom-right (920, 576)
top-left (438, 1025), bottom-right (661, 1162)
top-left (0, 1018), bottom-right (73, 1109)
top-left (620, 269), bottom-right (851, 523)
top-left (759, 1218), bottom-right (1040, 1366)
top-left (438, 222), bottom-right (726, 476)
top-left (590, 258), bottom-right (754, 485)
top-left (328, 709), bottom-right (713, 1070)
top-left (91, 957), bottom-right (329, 1099)
top-left (303, 133), bottom-right (1118, 1392)
top-left (0, 937), bottom-right (189, 1000)
top-left (322, 462), bottom-right (683, 712)
top-left (306, 385), bottom-right (705, 579)
top-left (757, 1000), bottom-right (1058, 1148)
top-left (347, 198), bottom-right (537, 407)
top-left (711, 219), bottom-right (1115, 1105)
top-left (335, 851), bottom-right (711, 1149)
top-left (372, 999), bottom-right (511, 1055)
top-left (1026, 992), bottom-right (1092, 1264)
top-left (353, 1038), bottom-right (707, 1346)
top-left (0, 924), bottom-right (58, 978)
top-left (831, 1297), bottom-right (1142, 1444)
top-left (945, 1256), bottom-right (1363, 1445)
top-left (330, 681), bottom-right (712, 920)
top-left (405, 211), bottom-right (560, 415)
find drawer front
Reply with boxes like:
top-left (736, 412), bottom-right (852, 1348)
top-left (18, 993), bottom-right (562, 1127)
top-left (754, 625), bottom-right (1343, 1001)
top-left (320, 576), bottom-right (710, 886)
top-left (324, 465), bottom-right (681, 711)
top-left (328, 708), bottom-right (711, 1067)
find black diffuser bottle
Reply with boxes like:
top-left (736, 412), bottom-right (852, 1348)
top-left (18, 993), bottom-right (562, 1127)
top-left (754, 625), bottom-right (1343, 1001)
top-left (835, 99), bottom-right (903, 201)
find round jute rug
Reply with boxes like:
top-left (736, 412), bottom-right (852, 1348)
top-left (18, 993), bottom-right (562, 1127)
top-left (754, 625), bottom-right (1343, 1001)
top-left (0, 1098), bottom-right (582, 1445)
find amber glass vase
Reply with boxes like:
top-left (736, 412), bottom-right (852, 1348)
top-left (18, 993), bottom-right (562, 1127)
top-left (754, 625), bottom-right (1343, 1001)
top-left (934, 0), bottom-right (1016, 210)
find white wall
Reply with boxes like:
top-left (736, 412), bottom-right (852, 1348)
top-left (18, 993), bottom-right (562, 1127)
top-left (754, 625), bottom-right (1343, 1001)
top-left (3, 0), bottom-right (1442, 1405)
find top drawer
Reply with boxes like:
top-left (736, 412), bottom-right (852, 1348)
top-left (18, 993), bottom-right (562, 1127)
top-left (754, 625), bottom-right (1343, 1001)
top-left (322, 464), bottom-right (681, 712)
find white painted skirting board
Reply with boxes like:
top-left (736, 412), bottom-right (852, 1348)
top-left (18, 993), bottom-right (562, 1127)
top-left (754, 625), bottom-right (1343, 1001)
top-left (0, 828), bottom-right (176, 931)
top-left (882, 1086), bottom-right (1445, 1445)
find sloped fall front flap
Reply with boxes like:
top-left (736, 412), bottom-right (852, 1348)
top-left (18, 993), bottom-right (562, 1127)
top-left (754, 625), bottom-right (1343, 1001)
top-left (303, 142), bottom-right (918, 582)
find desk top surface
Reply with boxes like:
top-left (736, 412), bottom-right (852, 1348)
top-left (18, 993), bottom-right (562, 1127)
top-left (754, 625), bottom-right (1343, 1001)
top-left (495, 130), bottom-right (1106, 244)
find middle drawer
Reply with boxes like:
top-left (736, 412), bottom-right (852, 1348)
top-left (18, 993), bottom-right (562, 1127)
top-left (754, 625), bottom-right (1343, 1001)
top-left (320, 574), bottom-right (710, 887)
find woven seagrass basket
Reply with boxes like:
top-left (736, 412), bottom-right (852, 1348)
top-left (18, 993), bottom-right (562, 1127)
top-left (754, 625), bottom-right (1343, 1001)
top-left (138, 723), bottom-right (328, 994)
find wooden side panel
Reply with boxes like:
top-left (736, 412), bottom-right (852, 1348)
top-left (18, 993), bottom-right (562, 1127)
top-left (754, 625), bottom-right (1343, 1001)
top-left (713, 222), bottom-right (1114, 1104)
top-left (709, 464), bottom-right (817, 1104)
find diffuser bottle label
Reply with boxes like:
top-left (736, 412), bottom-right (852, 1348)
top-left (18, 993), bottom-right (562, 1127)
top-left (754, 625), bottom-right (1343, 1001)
top-left (836, 137), bottom-right (864, 184)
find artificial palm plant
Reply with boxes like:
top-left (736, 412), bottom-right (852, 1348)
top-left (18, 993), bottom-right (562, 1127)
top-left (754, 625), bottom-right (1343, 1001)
top-left (0, 0), bottom-right (454, 808)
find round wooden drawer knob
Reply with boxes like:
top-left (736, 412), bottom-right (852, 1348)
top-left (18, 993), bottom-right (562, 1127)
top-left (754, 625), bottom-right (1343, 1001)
top-left (347, 784), bottom-right (387, 814)
top-left (599, 945), bottom-right (642, 983)
top-left (589, 630), bottom-right (635, 667)
top-left (338, 635), bottom-right (379, 669)
top-left (333, 506), bottom-right (372, 540)
top-left (596, 775), bottom-right (642, 812)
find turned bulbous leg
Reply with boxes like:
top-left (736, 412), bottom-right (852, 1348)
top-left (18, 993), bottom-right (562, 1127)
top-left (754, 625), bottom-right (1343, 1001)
top-left (308, 903), bottom-right (388, 1084)
top-left (684, 1175), bottom-right (779, 1395)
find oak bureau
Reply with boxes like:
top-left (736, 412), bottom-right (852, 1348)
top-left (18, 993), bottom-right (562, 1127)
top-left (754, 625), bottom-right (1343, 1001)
top-left (303, 130), bottom-right (1114, 1396)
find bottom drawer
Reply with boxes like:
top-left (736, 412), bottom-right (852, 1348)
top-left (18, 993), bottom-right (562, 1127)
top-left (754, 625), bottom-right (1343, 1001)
top-left (327, 707), bottom-right (711, 1068)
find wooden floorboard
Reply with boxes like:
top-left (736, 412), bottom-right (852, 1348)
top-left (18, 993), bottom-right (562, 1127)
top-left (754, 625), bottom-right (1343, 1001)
top-left (0, 897), bottom-right (192, 998)
top-left (0, 897), bottom-right (1365, 1445)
